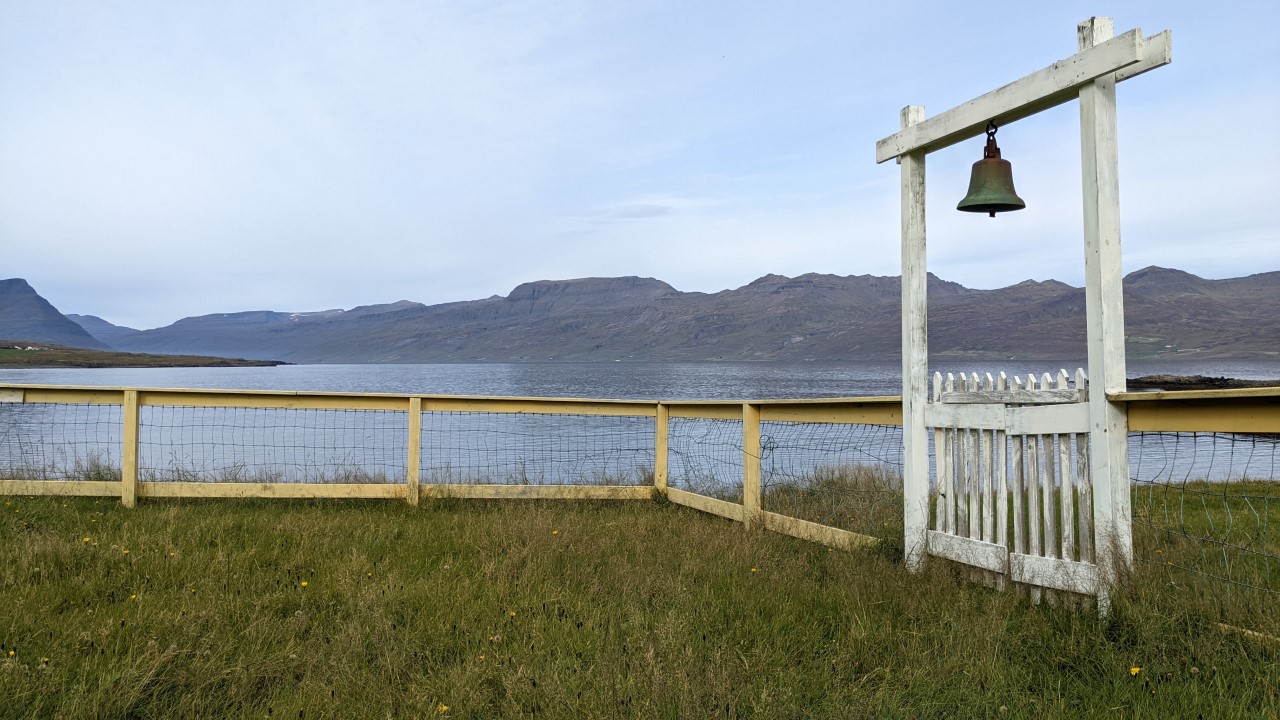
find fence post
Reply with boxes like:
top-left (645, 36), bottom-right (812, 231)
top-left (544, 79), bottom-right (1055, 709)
top-left (121, 389), bottom-right (139, 508)
top-left (1079, 17), bottom-right (1132, 613)
top-left (407, 396), bottom-right (422, 507)
top-left (654, 403), bottom-right (669, 497)
top-left (742, 403), bottom-right (762, 529)
top-left (899, 104), bottom-right (930, 572)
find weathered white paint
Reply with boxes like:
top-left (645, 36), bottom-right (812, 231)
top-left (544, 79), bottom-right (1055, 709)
top-left (1040, 374), bottom-right (1059, 561)
top-left (927, 530), bottom-right (1007, 573)
top-left (1010, 552), bottom-right (1098, 595)
top-left (1116, 30), bottom-right (1173, 82)
top-left (1056, 372), bottom-right (1076, 560)
top-left (1079, 17), bottom-right (1134, 613)
top-left (900, 103), bottom-right (930, 573)
top-left (981, 374), bottom-right (995, 544)
top-left (925, 402), bottom-right (1089, 435)
top-left (941, 388), bottom-right (1084, 405)
top-left (933, 373), bottom-right (948, 533)
top-left (1076, 368), bottom-right (1095, 563)
top-left (875, 29), bottom-right (1146, 163)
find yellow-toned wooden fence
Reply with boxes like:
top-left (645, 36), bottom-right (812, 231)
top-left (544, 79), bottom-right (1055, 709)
top-left (1, 383), bottom-right (1277, 559)
top-left (0, 385), bottom-right (904, 552)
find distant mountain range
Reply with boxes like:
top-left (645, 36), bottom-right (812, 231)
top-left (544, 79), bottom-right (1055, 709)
top-left (2, 268), bottom-right (1278, 363)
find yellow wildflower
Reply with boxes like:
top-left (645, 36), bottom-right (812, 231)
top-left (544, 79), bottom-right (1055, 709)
top-left (1130, 666), bottom-right (1141, 676)
top-left (82, 537), bottom-right (91, 543)
top-left (551, 529), bottom-right (560, 536)
top-left (750, 567), bottom-right (758, 573)
top-left (509, 611), bottom-right (517, 617)
top-left (300, 581), bottom-right (309, 588)
top-left (129, 594), bottom-right (137, 601)
top-left (437, 703), bottom-right (449, 713)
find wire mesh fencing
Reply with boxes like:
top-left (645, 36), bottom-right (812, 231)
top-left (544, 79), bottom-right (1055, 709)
top-left (421, 411), bottom-right (655, 486)
top-left (761, 421), bottom-right (904, 542)
top-left (1129, 431), bottom-right (1278, 632)
top-left (0, 402), bottom-right (122, 481)
top-left (668, 417), bottom-right (744, 502)
top-left (139, 405), bottom-right (408, 484)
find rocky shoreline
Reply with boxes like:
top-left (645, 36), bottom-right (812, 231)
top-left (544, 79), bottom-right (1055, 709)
top-left (1127, 374), bottom-right (1280, 391)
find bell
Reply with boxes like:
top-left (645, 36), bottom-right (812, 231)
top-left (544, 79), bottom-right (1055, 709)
top-left (957, 121), bottom-right (1025, 217)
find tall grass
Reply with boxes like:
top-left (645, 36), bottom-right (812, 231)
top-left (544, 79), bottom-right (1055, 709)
top-left (1, 495), bottom-right (1276, 719)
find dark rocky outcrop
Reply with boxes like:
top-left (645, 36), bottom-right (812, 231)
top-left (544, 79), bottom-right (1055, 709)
top-left (0, 279), bottom-right (109, 350)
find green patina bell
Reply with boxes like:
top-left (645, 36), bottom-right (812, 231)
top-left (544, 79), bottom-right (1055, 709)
top-left (957, 121), bottom-right (1025, 217)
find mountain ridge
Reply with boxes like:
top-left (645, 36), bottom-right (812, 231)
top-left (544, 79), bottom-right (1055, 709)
top-left (7, 267), bottom-right (1277, 362)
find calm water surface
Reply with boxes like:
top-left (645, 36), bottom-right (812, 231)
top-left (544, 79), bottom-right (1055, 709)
top-left (2, 359), bottom-right (1278, 399)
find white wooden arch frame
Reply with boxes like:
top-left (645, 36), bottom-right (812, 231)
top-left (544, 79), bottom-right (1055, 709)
top-left (875, 18), bottom-right (1172, 599)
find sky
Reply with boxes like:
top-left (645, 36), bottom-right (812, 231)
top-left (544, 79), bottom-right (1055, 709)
top-left (1, 1), bottom-right (1277, 330)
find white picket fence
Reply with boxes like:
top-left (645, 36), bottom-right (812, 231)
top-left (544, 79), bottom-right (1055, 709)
top-left (925, 369), bottom-right (1099, 599)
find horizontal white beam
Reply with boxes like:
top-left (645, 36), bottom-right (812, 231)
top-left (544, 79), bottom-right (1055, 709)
top-left (927, 530), bottom-right (1008, 573)
top-left (876, 28), bottom-right (1171, 163)
top-left (1116, 30), bottom-right (1172, 82)
top-left (1009, 552), bottom-right (1098, 595)
top-left (925, 401), bottom-right (1090, 434)
top-left (1007, 403), bottom-right (1090, 435)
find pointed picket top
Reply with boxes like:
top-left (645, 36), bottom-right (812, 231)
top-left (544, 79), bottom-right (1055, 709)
top-left (1057, 369), bottom-right (1070, 391)
top-left (998, 371), bottom-right (1008, 392)
top-left (933, 372), bottom-right (944, 402)
top-left (1075, 368), bottom-right (1088, 391)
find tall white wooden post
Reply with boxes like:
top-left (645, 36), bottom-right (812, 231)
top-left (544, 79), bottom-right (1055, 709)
top-left (1078, 17), bottom-right (1133, 607)
top-left (900, 105), bottom-right (930, 571)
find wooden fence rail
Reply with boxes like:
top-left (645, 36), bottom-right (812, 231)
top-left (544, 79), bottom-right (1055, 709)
top-left (1, 383), bottom-right (1276, 559)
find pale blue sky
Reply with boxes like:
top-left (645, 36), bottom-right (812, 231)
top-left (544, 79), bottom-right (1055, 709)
top-left (2, 1), bottom-right (1276, 329)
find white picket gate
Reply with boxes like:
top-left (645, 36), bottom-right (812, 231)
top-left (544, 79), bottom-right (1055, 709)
top-left (924, 369), bottom-right (1099, 598)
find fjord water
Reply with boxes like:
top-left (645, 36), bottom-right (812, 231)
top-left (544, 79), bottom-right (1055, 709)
top-left (2, 360), bottom-right (1276, 486)
top-left (2, 359), bottom-right (1279, 398)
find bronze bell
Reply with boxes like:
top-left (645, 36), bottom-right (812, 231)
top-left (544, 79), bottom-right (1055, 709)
top-left (957, 121), bottom-right (1025, 217)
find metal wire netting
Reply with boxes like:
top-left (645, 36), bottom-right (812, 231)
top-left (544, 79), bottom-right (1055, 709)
top-left (421, 412), bottom-right (655, 485)
top-left (0, 402), bottom-right (122, 480)
top-left (1130, 431), bottom-right (1278, 601)
top-left (668, 417), bottom-right (743, 502)
top-left (761, 421), bottom-right (904, 540)
top-left (139, 406), bottom-right (408, 484)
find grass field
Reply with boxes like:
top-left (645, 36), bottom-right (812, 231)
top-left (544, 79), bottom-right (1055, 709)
top-left (1, 495), bottom-right (1276, 719)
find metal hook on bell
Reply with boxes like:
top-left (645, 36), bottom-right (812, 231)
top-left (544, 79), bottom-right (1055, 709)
top-left (957, 121), bottom-right (1026, 217)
